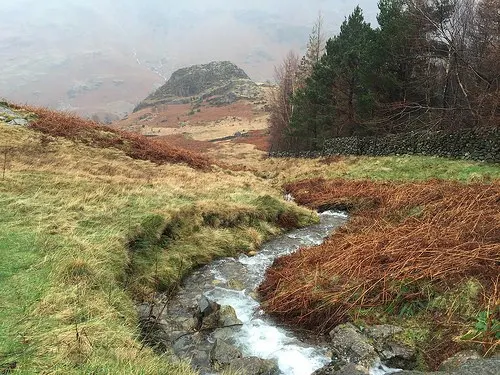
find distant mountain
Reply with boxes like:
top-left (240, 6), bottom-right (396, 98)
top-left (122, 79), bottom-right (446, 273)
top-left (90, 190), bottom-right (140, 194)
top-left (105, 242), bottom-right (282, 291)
top-left (135, 61), bottom-right (260, 111)
top-left (0, 0), bottom-right (378, 118)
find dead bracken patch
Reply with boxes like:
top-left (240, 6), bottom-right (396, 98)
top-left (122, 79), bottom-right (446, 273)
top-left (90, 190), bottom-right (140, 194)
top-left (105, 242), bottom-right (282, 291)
top-left (232, 129), bottom-right (270, 152)
top-left (17, 105), bottom-right (212, 170)
top-left (259, 179), bottom-right (500, 352)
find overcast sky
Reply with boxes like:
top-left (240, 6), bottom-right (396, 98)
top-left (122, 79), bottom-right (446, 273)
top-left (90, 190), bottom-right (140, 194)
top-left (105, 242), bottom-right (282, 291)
top-left (0, 0), bottom-right (380, 115)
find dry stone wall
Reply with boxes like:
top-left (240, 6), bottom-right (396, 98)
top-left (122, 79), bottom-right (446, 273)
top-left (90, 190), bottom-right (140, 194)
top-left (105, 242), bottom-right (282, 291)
top-left (270, 128), bottom-right (499, 163)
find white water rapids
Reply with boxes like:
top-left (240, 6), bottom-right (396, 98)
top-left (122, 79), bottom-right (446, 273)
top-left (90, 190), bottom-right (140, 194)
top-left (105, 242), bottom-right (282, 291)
top-left (202, 211), bottom-right (348, 375)
top-left (166, 211), bottom-right (401, 375)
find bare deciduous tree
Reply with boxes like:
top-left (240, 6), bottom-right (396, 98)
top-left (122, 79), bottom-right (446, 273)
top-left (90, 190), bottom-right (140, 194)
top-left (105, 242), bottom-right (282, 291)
top-left (297, 13), bottom-right (326, 86)
top-left (268, 51), bottom-right (300, 152)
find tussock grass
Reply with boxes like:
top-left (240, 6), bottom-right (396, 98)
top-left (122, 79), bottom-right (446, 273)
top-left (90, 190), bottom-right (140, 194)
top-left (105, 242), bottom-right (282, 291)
top-left (0, 118), bottom-right (313, 373)
top-left (259, 178), bottom-right (500, 367)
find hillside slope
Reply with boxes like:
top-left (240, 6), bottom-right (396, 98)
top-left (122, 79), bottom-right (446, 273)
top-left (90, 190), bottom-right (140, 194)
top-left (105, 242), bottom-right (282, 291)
top-left (0, 104), bottom-right (313, 373)
top-left (1, 103), bottom-right (499, 373)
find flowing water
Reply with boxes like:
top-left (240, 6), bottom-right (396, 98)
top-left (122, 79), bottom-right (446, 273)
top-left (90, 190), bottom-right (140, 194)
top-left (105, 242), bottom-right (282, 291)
top-left (159, 211), bottom-right (400, 374)
top-left (161, 211), bottom-right (347, 374)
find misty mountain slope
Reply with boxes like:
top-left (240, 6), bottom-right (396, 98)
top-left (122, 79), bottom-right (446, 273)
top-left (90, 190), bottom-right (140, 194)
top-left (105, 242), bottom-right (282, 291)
top-left (0, 0), bottom-right (378, 118)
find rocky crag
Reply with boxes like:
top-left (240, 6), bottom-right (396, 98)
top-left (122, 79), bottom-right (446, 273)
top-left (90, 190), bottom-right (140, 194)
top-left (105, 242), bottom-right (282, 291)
top-left (134, 61), bottom-right (261, 112)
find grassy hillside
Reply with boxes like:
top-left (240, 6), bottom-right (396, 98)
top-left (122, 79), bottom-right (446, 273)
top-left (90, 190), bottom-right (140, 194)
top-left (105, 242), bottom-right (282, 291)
top-left (1, 104), bottom-right (498, 373)
top-left (0, 110), bottom-right (314, 374)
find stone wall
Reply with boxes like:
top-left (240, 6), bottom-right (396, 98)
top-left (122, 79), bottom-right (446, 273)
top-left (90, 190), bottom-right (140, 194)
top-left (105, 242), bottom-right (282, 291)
top-left (270, 128), bottom-right (499, 163)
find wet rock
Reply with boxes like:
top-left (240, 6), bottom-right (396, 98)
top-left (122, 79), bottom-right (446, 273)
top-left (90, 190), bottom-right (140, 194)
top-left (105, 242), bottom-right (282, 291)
top-left (172, 333), bottom-right (195, 354)
top-left (195, 296), bottom-right (220, 329)
top-left (328, 323), bottom-right (378, 369)
top-left (198, 295), bottom-right (219, 317)
top-left (228, 278), bottom-right (246, 290)
top-left (172, 332), bottom-right (214, 371)
top-left (218, 305), bottom-right (242, 327)
top-left (313, 362), bottom-right (367, 375)
top-left (228, 357), bottom-right (280, 375)
top-left (381, 342), bottom-right (416, 370)
top-left (210, 339), bottom-right (242, 366)
top-left (211, 325), bottom-right (242, 345)
top-left (438, 350), bottom-right (481, 372)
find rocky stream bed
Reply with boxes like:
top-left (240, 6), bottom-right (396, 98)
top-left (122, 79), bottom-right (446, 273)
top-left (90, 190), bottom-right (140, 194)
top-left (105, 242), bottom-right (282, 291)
top-left (137, 213), bottom-right (498, 375)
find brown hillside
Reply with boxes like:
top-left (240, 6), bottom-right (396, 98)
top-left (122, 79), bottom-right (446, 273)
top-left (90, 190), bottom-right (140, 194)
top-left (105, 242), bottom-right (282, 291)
top-left (16, 104), bottom-right (212, 170)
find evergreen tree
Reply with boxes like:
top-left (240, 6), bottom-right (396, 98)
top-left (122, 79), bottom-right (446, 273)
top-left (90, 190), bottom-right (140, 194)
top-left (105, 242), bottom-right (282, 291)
top-left (290, 6), bottom-right (375, 148)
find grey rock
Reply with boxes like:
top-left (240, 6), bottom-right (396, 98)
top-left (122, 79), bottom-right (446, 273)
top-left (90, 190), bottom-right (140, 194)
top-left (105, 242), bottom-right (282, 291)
top-left (329, 323), bottom-right (378, 369)
top-left (211, 325), bottom-right (242, 345)
top-left (438, 350), bottom-right (481, 372)
top-left (365, 325), bottom-right (403, 341)
top-left (10, 118), bottom-right (28, 126)
top-left (313, 362), bottom-right (368, 375)
top-left (363, 324), bottom-right (416, 369)
top-left (398, 358), bottom-right (500, 375)
top-left (195, 296), bottom-right (220, 329)
top-left (454, 358), bottom-right (500, 375)
top-left (134, 61), bottom-right (261, 112)
top-left (198, 295), bottom-right (218, 317)
top-left (381, 342), bottom-right (416, 370)
top-left (210, 339), bottom-right (242, 365)
top-left (218, 305), bottom-right (243, 327)
top-left (228, 357), bottom-right (280, 375)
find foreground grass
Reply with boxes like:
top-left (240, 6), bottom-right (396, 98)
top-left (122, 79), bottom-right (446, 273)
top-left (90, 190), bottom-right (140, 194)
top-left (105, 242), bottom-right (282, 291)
top-left (0, 123), bottom-right (313, 373)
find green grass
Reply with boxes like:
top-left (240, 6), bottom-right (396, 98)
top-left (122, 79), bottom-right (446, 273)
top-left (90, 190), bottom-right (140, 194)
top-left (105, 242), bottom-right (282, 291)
top-left (262, 155), bottom-right (500, 185)
top-left (338, 155), bottom-right (500, 181)
top-left (0, 123), bottom-right (315, 373)
top-left (0, 228), bottom-right (49, 367)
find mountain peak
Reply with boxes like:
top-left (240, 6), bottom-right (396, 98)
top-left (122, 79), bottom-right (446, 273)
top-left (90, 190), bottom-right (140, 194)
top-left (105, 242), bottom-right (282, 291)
top-left (134, 61), bottom-right (260, 112)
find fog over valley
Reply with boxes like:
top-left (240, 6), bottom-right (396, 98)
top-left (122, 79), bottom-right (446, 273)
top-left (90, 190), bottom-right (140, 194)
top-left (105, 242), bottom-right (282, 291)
top-left (1, 0), bottom-right (378, 119)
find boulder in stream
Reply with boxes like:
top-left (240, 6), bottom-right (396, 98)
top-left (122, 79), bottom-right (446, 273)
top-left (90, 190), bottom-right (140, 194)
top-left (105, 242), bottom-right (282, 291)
top-left (228, 357), bottom-right (280, 375)
top-left (210, 338), bottom-right (242, 366)
top-left (324, 323), bottom-right (417, 372)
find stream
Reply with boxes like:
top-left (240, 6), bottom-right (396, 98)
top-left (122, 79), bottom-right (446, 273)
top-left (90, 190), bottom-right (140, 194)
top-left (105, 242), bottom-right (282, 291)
top-left (139, 211), bottom-right (402, 375)
top-left (141, 211), bottom-right (347, 375)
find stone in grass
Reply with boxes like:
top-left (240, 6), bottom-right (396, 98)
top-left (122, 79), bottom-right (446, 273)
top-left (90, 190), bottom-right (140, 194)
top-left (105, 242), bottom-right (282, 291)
top-left (438, 350), bottom-right (481, 372)
top-left (10, 118), bottom-right (28, 126)
top-left (328, 323), bottom-right (378, 370)
top-left (228, 357), bottom-right (280, 375)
